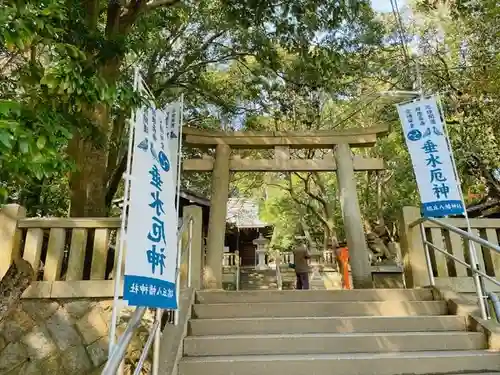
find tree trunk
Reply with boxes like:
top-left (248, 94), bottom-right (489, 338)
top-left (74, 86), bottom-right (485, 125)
top-left (68, 59), bottom-right (119, 218)
top-left (0, 259), bottom-right (34, 323)
top-left (68, 133), bottom-right (110, 217)
top-left (68, 134), bottom-right (87, 217)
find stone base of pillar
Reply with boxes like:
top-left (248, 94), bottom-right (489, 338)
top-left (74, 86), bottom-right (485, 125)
top-left (202, 266), bottom-right (220, 289)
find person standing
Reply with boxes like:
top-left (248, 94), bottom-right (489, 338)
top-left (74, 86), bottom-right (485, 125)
top-left (292, 243), bottom-right (311, 290)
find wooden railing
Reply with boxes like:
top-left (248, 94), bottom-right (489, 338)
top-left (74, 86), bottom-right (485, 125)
top-left (281, 251), bottom-right (294, 265)
top-left (245, 250), bottom-right (335, 268)
top-left (322, 250), bottom-right (335, 266)
top-left (0, 203), bottom-right (342, 298)
top-left (0, 203), bottom-right (207, 299)
top-left (222, 252), bottom-right (239, 267)
top-left (400, 206), bottom-right (500, 292)
top-left (15, 216), bottom-right (121, 298)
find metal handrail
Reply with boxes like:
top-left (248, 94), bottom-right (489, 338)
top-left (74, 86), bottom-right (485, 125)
top-left (410, 217), bottom-right (500, 255)
top-left (410, 216), bottom-right (500, 321)
top-left (102, 307), bottom-right (147, 374)
top-left (421, 240), bottom-right (500, 288)
top-left (133, 320), bottom-right (160, 375)
top-left (102, 215), bottom-right (194, 375)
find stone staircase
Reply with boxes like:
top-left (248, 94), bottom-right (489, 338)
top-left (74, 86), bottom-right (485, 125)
top-left (178, 289), bottom-right (500, 375)
top-left (239, 268), bottom-right (331, 290)
top-left (239, 268), bottom-right (294, 290)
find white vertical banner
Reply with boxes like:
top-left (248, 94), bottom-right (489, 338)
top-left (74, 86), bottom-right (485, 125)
top-left (396, 96), bottom-right (465, 218)
top-left (123, 104), bottom-right (178, 309)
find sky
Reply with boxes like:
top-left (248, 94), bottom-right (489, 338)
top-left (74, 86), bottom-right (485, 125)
top-left (371, 0), bottom-right (407, 13)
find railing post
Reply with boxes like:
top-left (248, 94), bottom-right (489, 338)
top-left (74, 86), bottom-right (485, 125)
top-left (419, 222), bottom-right (435, 287)
top-left (399, 206), bottom-right (429, 288)
top-left (183, 205), bottom-right (203, 289)
top-left (0, 204), bottom-right (26, 279)
top-left (188, 218), bottom-right (193, 288)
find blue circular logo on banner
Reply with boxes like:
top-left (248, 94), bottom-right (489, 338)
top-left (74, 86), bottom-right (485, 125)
top-left (407, 129), bottom-right (422, 142)
top-left (158, 151), bottom-right (170, 172)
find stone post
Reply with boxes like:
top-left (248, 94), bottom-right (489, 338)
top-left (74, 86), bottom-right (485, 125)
top-left (205, 144), bottom-right (231, 289)
top-left (0, 204), bottom-right (26, 279)
top-left (183, 205), bottom-right (203, 289)
top-left (399, 206), bottom-right (428, 288)
top-left (334, 144), bottom-right (373, 288)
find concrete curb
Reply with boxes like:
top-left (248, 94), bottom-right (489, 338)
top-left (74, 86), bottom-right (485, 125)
top-left (430, 286), bottom-right (500, 350)
top-left (158, 288), bottom-right (196, 375)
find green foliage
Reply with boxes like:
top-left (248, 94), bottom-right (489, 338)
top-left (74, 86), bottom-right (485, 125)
top-left (214, 0), bottom-right (500, 249)
top-left (1, 0), bottom-right (498, 236)
top-left (0, 1), bottom-right (78, 207)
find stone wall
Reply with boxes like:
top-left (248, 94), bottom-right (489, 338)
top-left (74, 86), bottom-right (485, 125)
top-left (0, 299), bottom-right (155, 375)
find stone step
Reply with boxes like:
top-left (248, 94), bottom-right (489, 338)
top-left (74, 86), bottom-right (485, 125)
top-left (195, 289), bottom-right (435, 304)
top-left (183, 331), bottom-right (486, 356)
top-left (192, 300), bottom-right (448, 319)
top-left (238, 283), bottom-right (279, 291)
top-left (188, 315), bottom-right (467, 336)
top-left (179, 350), bottom-right (500, 375)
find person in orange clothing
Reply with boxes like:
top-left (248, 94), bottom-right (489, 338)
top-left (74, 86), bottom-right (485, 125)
top-left (335, 243), bottom-right (351, 289)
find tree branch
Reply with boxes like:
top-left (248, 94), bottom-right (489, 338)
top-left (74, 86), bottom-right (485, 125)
top-left (105, 0), bottom-right (122, 36)
top-left (119, 0), bottom-right (146, 33)
top-left (286, 173), bottom-right (330, 230)
top-left (293, 172), bottom-right (328, 212)
top-left (163, 30), bottom-right (226, 84)
top-left (146, 0), bottom-right (180, 10)
top-left (84, 0), bottom-right (101, 29)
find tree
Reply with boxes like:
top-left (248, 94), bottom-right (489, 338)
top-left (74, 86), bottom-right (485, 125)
top-left (0, 1), bottom-right (77, 212)
top-left (411, 0), bottom-right (500, 201)
top-left (0, 259), bottom-right (34, 323)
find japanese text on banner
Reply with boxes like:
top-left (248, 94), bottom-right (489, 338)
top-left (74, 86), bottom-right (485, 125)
top-left (396, 97), bottom-right (465, 217)
top-left (164, 103), bottom-right (182, 185)
top-left (123, 105), bottom-right (178, 309)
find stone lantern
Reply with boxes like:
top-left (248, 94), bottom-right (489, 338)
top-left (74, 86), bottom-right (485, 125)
top-left (253, 233), bottom-right (269, 270)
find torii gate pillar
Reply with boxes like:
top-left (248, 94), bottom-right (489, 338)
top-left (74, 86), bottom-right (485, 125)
top-left (335, 143), bottom-right (373, 288)
top-left (205, 143), bottom-right (231, 289)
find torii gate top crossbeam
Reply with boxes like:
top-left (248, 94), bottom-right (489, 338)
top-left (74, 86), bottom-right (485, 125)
top-left (183, 125), bottom-right (389, 149)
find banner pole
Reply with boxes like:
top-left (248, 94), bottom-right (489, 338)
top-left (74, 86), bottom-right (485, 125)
top-left (174, 94), bottom-right (184, 325)
top-left (436, 95), bottom-right (488, 320)
top-left (109, 67), bottom-right (141, 356)
top-left (153, 95), bottom-right (185, 375)
top-left (175, 94), bottom-right (184, 217)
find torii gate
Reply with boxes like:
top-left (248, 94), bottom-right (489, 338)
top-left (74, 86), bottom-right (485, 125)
top-left (181, 125), bottom-right (389, 289)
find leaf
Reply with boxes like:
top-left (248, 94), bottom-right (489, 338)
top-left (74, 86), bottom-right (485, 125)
top-left (19, 140), bottom-right (29, 154)
top-left (15, 38), bottom-right (25, 51)
top-left (4, 31), bottom-right (16, 51)
top-left (0, 132), bottom-right (12, 148)
top-left (0, 120), bottom-right (19, 129)
top-left (36, 136), bottom-right (47, 149)
top-left (0, 100), bottom-right (21, 116)
top-left (33, 166), bottom-right (44, 180)
top-left (0, 186), bottom-right (7, 203)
